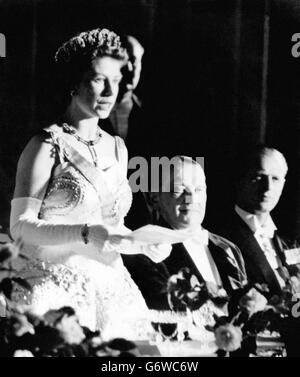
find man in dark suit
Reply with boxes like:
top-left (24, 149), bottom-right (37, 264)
top-left (123, 156), bottom-right (247, 309)
top-left (102, 35), bottom-right (144, 156)
top-left (222, 145), bottom-right (299, 295)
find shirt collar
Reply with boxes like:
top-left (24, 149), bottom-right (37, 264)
top-left (235, 205), bottom-right (277, 237)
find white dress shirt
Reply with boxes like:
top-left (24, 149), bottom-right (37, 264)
top-left (235, 205), bottom-right (285, 288)
top-left (183, 227), bottom-right (222, 286)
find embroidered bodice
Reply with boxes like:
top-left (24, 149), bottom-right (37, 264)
top-left (41, 125), bottom-right (132, 227)
top-left (40, 163), bottom-right (132, 227)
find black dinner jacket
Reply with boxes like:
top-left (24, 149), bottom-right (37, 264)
top-left (122, 219), bottom-right (247, 310)
top-left (163, 232), bottom-right (247, 296)
top-left (221, 211), bottom-right (289, 294)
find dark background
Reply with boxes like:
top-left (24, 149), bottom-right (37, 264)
top-left (1, 0), bottom-right (300, 238)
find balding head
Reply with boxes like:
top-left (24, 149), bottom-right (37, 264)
top-left (236, 146), bottom-right (287, 216)
top-left (125, 35), bottom-right (144, 61)
top-left (150, 156), bottom-right (207, 230)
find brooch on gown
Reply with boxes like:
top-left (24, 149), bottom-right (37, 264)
top-left (39, 171), bottom-right (83, 219)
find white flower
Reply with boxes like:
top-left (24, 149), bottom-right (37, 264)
top-left (13, 350), bottom-right (34, 357)
top-left (90, 336), bottom-right (102, 348)
top-left (215, 324), bottom-right (243, 352)
top-left (239, 288), bottom-right (268, 316)
top-left (55, 315), bottom-right (85, 345)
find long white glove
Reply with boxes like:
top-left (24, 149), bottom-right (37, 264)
top-left (10, 197), bottom-right (109, 247)
top-left (10, 197), bottom-right (172, 262)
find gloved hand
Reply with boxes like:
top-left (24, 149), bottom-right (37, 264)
top-left (106, 233), bottom-right (172, 263)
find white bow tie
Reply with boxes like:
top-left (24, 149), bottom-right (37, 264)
top-left (254, 226), bottom-right (275, 239)
top-left (192, 229), bottom-right (209, 246)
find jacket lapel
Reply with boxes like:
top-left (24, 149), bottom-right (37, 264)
top-left (164, 243), bottom-right (205, 284)
top-left (208, 237), bottom-right (244, 292)
top-left (232, 213), bottom-right (282, 292)
top-left (272, 233), bottom-right (288, 266)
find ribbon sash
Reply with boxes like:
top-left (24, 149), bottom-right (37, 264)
top-left (55, 129), bottom-right (114, 204)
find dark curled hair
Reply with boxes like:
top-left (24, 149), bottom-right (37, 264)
top-left (54, 28), bottom-right (128, 106)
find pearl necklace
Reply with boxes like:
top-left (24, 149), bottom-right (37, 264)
top-left (62, 123), bottom-right (102, 167)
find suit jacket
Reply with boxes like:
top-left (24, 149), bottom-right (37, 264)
top-left (122, 227), bottom-right (247, 310)
top-left (221, 211), bottom-right (292, 295)
top-left (163, 232), bottom-right (247, 295)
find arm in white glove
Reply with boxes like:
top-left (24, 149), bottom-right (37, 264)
top-left (10, 133), bottom-right (112, 251)
top-left (10, 197), bottom-right (109, 248)
top-left (10, 197), bottom-right (171, 262)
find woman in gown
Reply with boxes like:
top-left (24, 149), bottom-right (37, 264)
top-left (9, 28), bottom-right (171, 340)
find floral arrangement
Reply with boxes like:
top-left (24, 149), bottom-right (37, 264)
top-left (2, 239), bottom-right (300, 357)
top-left (166, 267), bottom-right (300, 357)
top-left (0, 241), bottom-right (139, 357)
top-left (0, 306), bottom-right (140, 357)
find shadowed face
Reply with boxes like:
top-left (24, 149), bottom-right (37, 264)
top-left (74, 56), bottom-right (123, 118)
top-left (118, 37), bottom-right (144, 97)
top-left (237, 152), bottom-right (286, 215)
top-left (157, 161), bottom-right (207, 230)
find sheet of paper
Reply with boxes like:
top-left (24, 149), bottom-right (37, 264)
top-left (126, 224), bottom-right (193, 244)
top-left (284, 248), bottom-right (300, 265)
